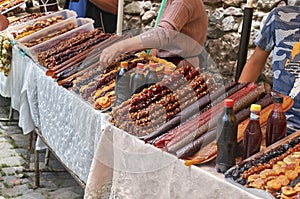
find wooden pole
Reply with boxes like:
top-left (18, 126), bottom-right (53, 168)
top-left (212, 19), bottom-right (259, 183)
top-left (247, 0), bottom-right (254, 8)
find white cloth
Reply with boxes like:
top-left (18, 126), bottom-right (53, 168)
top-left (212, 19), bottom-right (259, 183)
top-left (7, 47), bottom-right (109, 182)
top-left (33, 65), bottom-right (105, 182)
top-left (85, 124), bottom-right (268, 199)
top-left (0, 71), bottom-right (11, 98)
top-left (10, 47), bottom-right (36, 134)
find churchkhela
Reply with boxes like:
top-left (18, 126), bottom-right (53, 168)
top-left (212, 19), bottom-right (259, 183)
top-left (110, 64), bottom-right (221, 137)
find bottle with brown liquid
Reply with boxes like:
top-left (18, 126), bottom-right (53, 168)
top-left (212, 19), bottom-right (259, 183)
top-left (146, 63), bottom-right (159, 87)
top-left (130, 63), bottom-right (146, 95)
top-left (115, 62), bottom-right (130, 106)
top-left (265, 95), bottom-right (286, 147)
top-left (243, 104), bottom-right (262, 159)
top-left (216, 99), bottom-right (238, 173)
top-left (162, 66), bottom-right (173, 80)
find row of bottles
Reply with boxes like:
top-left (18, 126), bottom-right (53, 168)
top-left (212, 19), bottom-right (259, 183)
top-left (115, 62), bottom-right (172, 106)
top-left (216, 95), bottom-right (286, 173)
top-left (131, 62), bottom-right (159, 95)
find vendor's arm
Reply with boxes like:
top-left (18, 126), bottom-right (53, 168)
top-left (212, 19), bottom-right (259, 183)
top-left (100, 0), bottom-right (207, 66)
top-left (238, 46), bottom-right (271, 83)
top-left (99, 26), bottom-right (178, 66)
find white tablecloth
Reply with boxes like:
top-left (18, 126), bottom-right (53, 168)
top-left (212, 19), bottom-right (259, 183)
top-left (31, 64), bottom-right (108, 182)
top-left (0, 71), bottom-right (11, 98)
top-left (85, 124), bottom-right (267, 199)
top-left (4, 47), bottom-right (109, 183)
top-left (0, 47), bottom-right (35, 133)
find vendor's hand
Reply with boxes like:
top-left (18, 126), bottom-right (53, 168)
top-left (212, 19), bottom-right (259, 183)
top-left (149, 49), bottom-right (158, 56)
top-left (100, 43), bottom-right (123, 67)
top-left (99, 36), bottom-right (143, 67)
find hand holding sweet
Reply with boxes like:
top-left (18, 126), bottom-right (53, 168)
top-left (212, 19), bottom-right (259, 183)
top-left (99, 42), bottom-right (123, 67)
top-left (99, 36), bottom-right (144, 67)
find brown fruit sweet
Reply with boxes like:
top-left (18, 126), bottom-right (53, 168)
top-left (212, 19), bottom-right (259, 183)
top-left (294, 183), bottom-right (300, 192)
top-left (0, 14), bottom-right (9, 31)
top-left (282, 186), bottom-right (297, 197)
top-left (294, 166), bottom-right (300, 174)
top-left (267, 179), bottom-right (281, 190)
top-left (250, 178), bottom-right (266, 189)
top-left (277, 175), bottom-right (290, 186)
top-left (285, 170), bottom-right (298, 181)
top-left (247, 174), bottom-right (260, 182)
top-left (260, 169), bottom-right (277, 179)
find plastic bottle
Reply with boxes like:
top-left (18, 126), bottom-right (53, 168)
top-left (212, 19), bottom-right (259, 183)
top-left (265, 95), bottom-right (286, 147)
top-left (146, 63), bottom-right (159, 87)
top-left (130, 63), bottom-right (146, 95)
top-left (243, 104), bottom-right (262, 159)
top-left (163, 66), bottom-right (173, 79)
top-left (216, 99), bottom-right (238, 173)
top-left (115, 61), bottom-right (130, 106)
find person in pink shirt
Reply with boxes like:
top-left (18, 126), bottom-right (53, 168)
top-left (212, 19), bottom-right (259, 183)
top-left (100, 0), bottom-right (208, 67)
top-left (0, 14), bottom-right (9, 31)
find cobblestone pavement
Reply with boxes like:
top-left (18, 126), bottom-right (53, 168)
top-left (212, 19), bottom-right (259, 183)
top-left (0, 97), bottom-right (84, 199)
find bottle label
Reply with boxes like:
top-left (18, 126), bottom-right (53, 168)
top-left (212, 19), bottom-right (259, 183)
top-left (250, 113), bottom-right (259, 120)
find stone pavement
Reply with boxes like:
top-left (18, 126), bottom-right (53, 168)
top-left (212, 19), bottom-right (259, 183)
top-left (0, 97), bottom-right (84, 199)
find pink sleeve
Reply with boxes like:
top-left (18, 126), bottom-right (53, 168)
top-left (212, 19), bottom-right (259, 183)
top-left (158, 1), bottom-right (190, 31)
top-left (139, 2), bottom-right (190, 49)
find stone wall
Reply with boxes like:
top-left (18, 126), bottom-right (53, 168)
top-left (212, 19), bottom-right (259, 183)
top-left (122, 0), bottom-right (288, 82)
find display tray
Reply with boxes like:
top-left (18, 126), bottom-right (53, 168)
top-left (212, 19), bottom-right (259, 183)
top-left (17, 17), bottom-right (94, 61)
top-left (8, 12), bottom-right (50, 28)
top-left (225, 131), bottom-right (300, 199)
top-left (0, 0), bottom-right (26, 14)
top-left (6, 9), bottom-right (77, 41)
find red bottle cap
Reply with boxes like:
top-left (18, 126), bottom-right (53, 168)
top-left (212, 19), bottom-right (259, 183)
top-left (224, 99), bottom-right (234, 107)
top-left (137, 63), bottom-right (144, 69)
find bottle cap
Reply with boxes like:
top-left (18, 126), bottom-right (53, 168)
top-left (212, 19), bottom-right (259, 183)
top-left (150, 63), bottom-right (158, 68)
top-left (250, 104), bottom-right (261, 112)
top-left (137, 63), bottom-right (144, 69)
top-left (224, 99), bottom-right (234, 107)
top-left (273, 95), bottom-right (283, 103)
top-left (120, 61), bottom-right (128, 68)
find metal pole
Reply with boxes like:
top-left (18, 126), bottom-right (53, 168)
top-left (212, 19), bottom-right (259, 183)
top-left (235, 0), bottom-right (254, 81)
